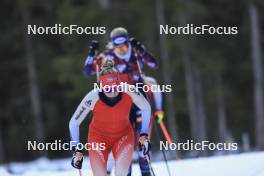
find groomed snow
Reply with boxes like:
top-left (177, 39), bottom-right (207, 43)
top-left (1, 152), bottom-right (264, 176)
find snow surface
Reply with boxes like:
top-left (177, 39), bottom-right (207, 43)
top-left (1, 152), bottom-right (264, 176)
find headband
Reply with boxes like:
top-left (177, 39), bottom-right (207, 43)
top-left (111, 34), bottom-right (128, 47)
top-left (99, 73), bottom-right (120, 87)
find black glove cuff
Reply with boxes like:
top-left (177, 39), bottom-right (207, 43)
top-left (140, 133), bottom-right (149, 137)
top-left (129, 37), bottom-right (138, 47)
top-left (88, 40), bottom-right (99, 56)
top-left (90, 40), bottom-right (99, 50)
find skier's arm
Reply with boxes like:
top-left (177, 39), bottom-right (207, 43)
top-left (143, 76), bottom-right (162, 110)
top-left (142, 76), bottom-right (164, 122)
top-left (84, 55), bottom-right (96, 76)
top-left (128, 88), bottom-right (152, 155)
top-left (153, 90), bottom-right (162, 111)
top-left (83, 40), bottom-right (100, 77)
top-left (130, 37), bottom-right (158, 69)
top-left (141, 51), bottom-right (158, 69)
top-left (69, 90), bottom-right (98, 145)
top-left (127, 87), bottom-right (151, 134)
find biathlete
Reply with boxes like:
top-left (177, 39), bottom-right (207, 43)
top-left (69, 65), bottom-right (151, 176)
top-left (84, 27), bottom-right (157, 85)
top-left (84, 27), bottom-right (158, 176)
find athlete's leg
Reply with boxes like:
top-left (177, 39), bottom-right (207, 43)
top-left (112, 127), bottom-right (134, 176)
top-left (148, 116), bottom-right (153, 138)
top-left (88, 132), bottom-right (111, 176)
top-left (134, 115), bottom-right (152, 176)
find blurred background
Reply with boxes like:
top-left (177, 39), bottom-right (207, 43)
top-left (1, 0), bottom-right (264, 174)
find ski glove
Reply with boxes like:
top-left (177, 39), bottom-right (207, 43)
top-left (139, 133), bottom-right (151, 155)
top-left (130, 37), bottom-right (145, 53)
top-left (88, 40), bottom-right (99, 56)
top-left (71, 150), bottom-right (84, 169)
top-left (154, 110), bottom-right (164, 122)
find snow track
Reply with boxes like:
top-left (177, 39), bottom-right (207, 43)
top-left (1, 152), bottom-right (264, 176)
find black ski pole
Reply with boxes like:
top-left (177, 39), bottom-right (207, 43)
top-left (78, 169), bottom-right (82, 176)
top-left (152, 116), bottom-right (172, 176)
top-left (146, 154), bottom-right (156, 176)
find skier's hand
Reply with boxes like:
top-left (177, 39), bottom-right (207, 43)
top-left (154, 110), bottom-right (164, 122)
top-left (130, 37), bottom-right (145, 53)
top-left (139, 133), bottom-right (151, 155)
top-left (88, 40), bottom-right (99, 56)
top-left (71, 150), bottom-right (84, 169)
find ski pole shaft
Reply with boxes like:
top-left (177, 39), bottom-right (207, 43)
top-left (158, 121), bottom-right (173, 144)
top-left (152, 118), bottom-right (172, 176)
top-left (146, 154), bottom-right (156, 176)
top-left (136, 58), bottom-right (142, 75)
top-left (78, 169), bottom-right (82, 176)
top-left (96, 64), bottom-right (99, 82)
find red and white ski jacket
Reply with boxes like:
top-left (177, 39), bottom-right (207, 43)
top-left (69, 83), bottom-right (151, 145)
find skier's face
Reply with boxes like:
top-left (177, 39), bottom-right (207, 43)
top-left (114, 44), bottom-right (128, 55)
top-left (100, 73), bottom-right (120, 95)
top-left (104, 91), bottom-right (119, 98)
